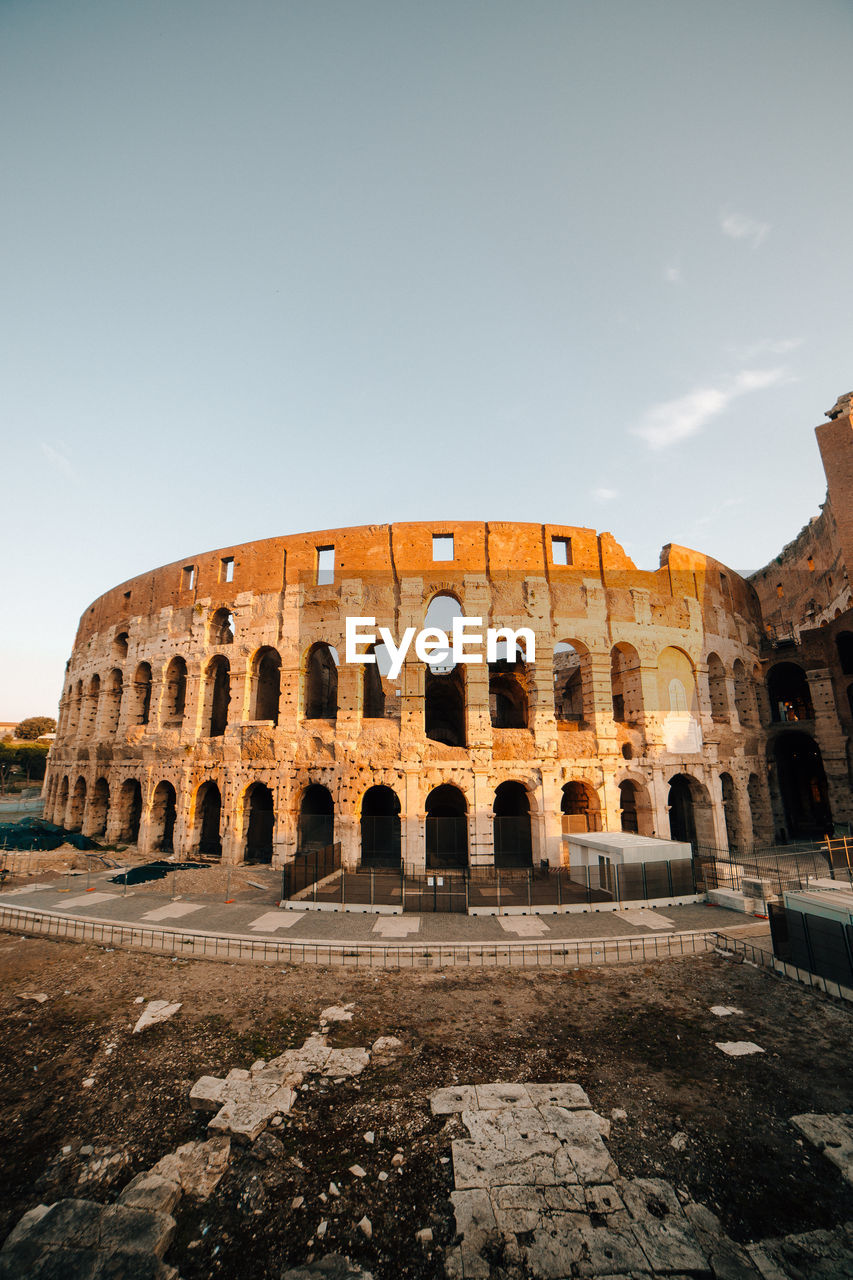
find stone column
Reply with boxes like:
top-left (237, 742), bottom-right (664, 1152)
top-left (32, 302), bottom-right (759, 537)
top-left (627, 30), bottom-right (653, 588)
top-left (402, 768), bottom-right (424, 871)
top-left (470, 767), bottom-right (495, 867)
top-left (539, 767), bottom-right (563, 866)
top-left (807, 667), bottom-right (852, 828)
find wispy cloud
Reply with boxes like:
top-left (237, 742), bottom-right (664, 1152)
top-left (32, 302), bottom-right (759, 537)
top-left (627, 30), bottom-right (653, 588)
top-left (593, 486), bottom-right (617, 502)
top-left (729, 336), bottom-right (803, 361)
top-left (663, 263), bottom-right (682, 285)
top-left (720, 210), bottom-right (770, 247)
top-left (40, 442), bottom-right (78, 480)
top-left (631, 368), bottom-right (786, 450)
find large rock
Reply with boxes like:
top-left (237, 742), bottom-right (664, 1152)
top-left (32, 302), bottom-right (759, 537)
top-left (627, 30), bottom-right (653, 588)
top-left (150, 1137), bottom-right (231, 1198)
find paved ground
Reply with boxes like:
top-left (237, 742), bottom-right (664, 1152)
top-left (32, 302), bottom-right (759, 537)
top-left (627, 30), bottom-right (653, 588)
top-left (0, 867), bottom-right (760, 949)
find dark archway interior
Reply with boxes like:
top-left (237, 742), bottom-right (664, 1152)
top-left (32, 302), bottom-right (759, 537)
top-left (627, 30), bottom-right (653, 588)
top-left (306, 646), bottom-right (338, 719)
top-left (363, 650), bottom-right (385, 719)
top-left (425, 784), bottom-right (468, 869)
top-left (773, 731), bottom-right (833, 840)
top-left (425, 668), bottom-right (466, 746)
top-left (298, 783), bottom-right (334, 851)
top-left (152, 782), bottom-right (177, 853)
top-left (668, 774), bottom-right (697, 847)
top-left (209, 658), bottom-right (230, 736)
top-left (489, 659), bottom-right (528, 729)
top-left (245, 783), bottom-right (274, 863)
top-left (493, 781), bottom-right (532, 867)
top-left (837, 632), bottom-right (853, 676)
top-left (361, 785), bottom-right (401, 868)
top-left (254, 649), bottom-right (281, 724)
top-left (619, 781), bottom-right (638, 833)
top-left (120, 780), bottom-right (142, 843)
top-left (767, 663), bottom-right (814, 722)
top-left (198, 782), bottom-right (222, 857)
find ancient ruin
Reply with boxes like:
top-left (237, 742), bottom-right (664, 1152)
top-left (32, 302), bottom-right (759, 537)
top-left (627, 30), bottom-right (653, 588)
top-left (42, 395), bottom-right (853, 870)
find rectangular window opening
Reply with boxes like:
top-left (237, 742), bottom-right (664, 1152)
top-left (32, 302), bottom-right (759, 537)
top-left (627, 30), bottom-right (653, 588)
top-left (182, 565), bottom-right (196, 591)
top-left (220, 556), bottom-right (234, 584)
top-left (316, 545), bottom-right (335, 585)
top-left (551, 536), bottom-right (571, 566)
top-left (432, 534), bottom-right (454, 562)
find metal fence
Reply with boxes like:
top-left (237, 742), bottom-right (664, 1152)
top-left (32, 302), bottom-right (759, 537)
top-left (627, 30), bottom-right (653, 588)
top-left (281, 842), bottom-right (341, 899)
top-left (279, 858), bottom-right (698, 911)
top-left (711, 930), bottom-right (853, 1005)
top-left (694, 838), bottom-right (853, 897)
top-left (0, 901), bottom-right (719, 968)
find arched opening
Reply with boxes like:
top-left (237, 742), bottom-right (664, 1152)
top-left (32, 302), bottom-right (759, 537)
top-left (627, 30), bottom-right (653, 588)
top-left (707, 653), bottom-right (729, 722)
top-left (667, 773), bottom-right (714, 849)
top-left (733, 659), bottom-right (756, 727)
top-left (360, 785), bottom-right (401, 868)
top-left (772, 732), bottom-right (832, 840)
top-left (836, 632), bottom-right (853, 676)
top-left (56, 776), bottom-right (69, 825)
top-left (611, 643), bottom-right (642, 724)
top-left (209, 608), bottom-right (234, 645)
top-left (163, 657), bottom-right (187, 724)
top-left (68, 777), bottom-right (87, 831)
top-left (113, 631), bottom-right (129, 660)
top-left (554, 641), bottom-right (588, 723)
top-left (493, 781), bottom-right (532, 868)
top-left (102, 669), bottom-right (123, 737)
top-left (618, 779), bottom-right (654, 836)
top-left (847, 682), bottom-right (853, 723)
top-left (88, 777), bottom-right (109, 837)
top-left (131, 663), bottom-right (152, 726)
top-left (244, 782), bottom-right (274, 863)
top-left (489, 656), bottom-right (528, 729)
top-left (560, 781), bottom-right (602, 833)
top-left (425, 784), bottom-right (468, 870)
top-left (252, 647), bottom-right (281, 724)
top-left (67, 681), bottom-right (83, 739)
top-left (118, 779), bottom-right (143, 843)
top-left (150, 781), bottom-right (177, 853)
top-left (297, 784), bottom-right (334, 852)
top-left (659, 647), bottom-right (701, 752)
top-left (767, 662), bottom-right (814, 722)
top-left (305, 644), bottom-right (338, 719)
top-left (362, 645), bottom-right (386, 719)
top-left (425, 667), bottom-right (466, 745)
top-left (747, 772), bottom-right (768, 847)
top-left (196, 781), bottom-right (222, 857)
top-left (204, 656), bottom-right (231, 736)
top-left (82, 675), bottom-right (100, 740)
top-left (719, 772), bottom-right (743, 852)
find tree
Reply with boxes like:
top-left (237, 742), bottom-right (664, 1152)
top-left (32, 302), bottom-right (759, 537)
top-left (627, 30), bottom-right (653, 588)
top-left (14, 716), bottom-right (56, 740)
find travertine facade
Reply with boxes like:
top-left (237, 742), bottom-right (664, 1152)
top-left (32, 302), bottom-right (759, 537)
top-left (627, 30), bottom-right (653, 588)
top-left (43, 518), bottom-right (775, 868)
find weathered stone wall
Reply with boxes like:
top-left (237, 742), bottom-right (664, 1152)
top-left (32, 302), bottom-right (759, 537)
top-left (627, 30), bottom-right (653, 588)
top-left (44, 521), bottom-right (770, 867)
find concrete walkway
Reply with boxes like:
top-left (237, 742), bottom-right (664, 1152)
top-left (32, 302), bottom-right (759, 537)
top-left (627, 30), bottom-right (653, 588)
top-left (0, 868), bottom-right (767, 967)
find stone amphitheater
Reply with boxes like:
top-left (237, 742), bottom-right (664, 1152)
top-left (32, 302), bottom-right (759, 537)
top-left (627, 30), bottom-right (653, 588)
top-left (42, 519), bottom-right (776, 871)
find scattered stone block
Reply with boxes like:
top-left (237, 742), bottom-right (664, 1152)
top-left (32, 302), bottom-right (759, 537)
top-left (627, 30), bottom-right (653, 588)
top-left (98, 1205), bottom-right (175, 1258)
top-left (322, 1048), bottom-right (370, 1079)
top-left (132, 1001), bottom-right (181, 1035)
top-left (710, 1005), bottom-right (743, 1017)
top-left (715, 1041), bottom-right (765, 1057)
top-left (189, 1077), bottom-right (226, 1112)
top-left (118, 1173), bottom-right (181, 1215)
top-left (430, 1085), bottom-right (478, 1115)
top-left (319, 1004), bottom-right (354, 1023)
top-left (150, 1138), bottom-right (231, 1199)
top-left (281, 1256), bottom-right (374, 1280)
top-left (791, 1113), bottom-right (853, 1185)
top-left (526, 1083), bottom-right (590, 1110)
top-left (475, 1082), bottom-right (533, 1110)
top-left (358, 1215), bottom-right (372, 1239)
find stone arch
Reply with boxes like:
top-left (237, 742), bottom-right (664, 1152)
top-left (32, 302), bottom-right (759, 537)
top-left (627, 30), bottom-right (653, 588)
top-left (658, 647), bottom-right (702, 752)
top-left (362, 645), bottom-right (386, 719)
top-left (836, 631), bottom-right (853, 676)
top-left (243, 782), bottom-right (274, 863)
top-left (68, 776), bottom-right (87, 831)
top-left (67, 680), bottom-right (83, 739)
top-left (489, 654), bottom-right (529, 729)
top-left (360, 784), bottom-right (401, 868)
top-left (426, 667), bottom-right (466, 746)
top-left (209, 608), bottom-right (234, 645)
top-left (611, 643), bottom-right (642, 724)
top-left (493, 780), bottom-right (532, 868)
top-left (81, 674), bottom-right (100, 740)
top-left (425, 784), bottom-right (468, 870)
top-left (719, 771), bottom-right (744, 852)
top-left (707, 652), bottom-right (729, 722)
top-left (57, 775), bottom-right (69, 825)
top-left (163, 657), bottom-right (187, 724)
top-left (667, 773), bottom-right (714, 848)
top-left (149, 780), bottom-right (178, 853)
top-left (305, 643), bottom-right (338, 719)
top-left (117, 779), bottom-right (143, 843)
top-left (251, 647), bottom-right (281, 724)
top-left (767, 662), bottom-right (813, 722)
top-left (553, 640), bottom-right (590, 724)
top-left (560, 780), bottom-right (602, 833)
top-left (769, 731), bottom-right (832, 840)
top-left (297, 783), bottom-right (335, 852)
top-left (102, 669), bottom-right (123, 737)
top-left (87, 777), bottom-right (110, 838)
top-left (194, 780), bottom-right (222, 857)
top-left (618, 777), bottom-right (654, 836)
top-left (130, 662), bottom-right (152, 727)
top-left (203, 655), bottom-right (231, 736)
top-left (113, 631), bottom-right (129, 660)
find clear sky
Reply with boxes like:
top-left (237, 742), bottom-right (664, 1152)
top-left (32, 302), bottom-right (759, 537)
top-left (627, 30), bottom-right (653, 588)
top-left (2, 0), bottom-right (852, 721)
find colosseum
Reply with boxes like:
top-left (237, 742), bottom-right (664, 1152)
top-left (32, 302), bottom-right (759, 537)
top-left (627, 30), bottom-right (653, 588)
top-left (41, 395), bottom-right (853, 875)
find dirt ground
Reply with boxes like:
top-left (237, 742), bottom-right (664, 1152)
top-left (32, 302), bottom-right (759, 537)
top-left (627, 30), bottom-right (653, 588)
top-left (1, 935), bottom-right (852, 1279)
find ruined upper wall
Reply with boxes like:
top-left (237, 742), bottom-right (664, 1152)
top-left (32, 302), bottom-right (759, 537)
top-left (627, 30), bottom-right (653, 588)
top-left (750, 396), bottom-right (853, 638)
top-left (73, 521), bottom-right (757, 651)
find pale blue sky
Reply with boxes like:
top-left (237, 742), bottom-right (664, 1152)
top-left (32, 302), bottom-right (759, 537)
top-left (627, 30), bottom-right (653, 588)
top-left (2, 0), bottom-right (852, 720)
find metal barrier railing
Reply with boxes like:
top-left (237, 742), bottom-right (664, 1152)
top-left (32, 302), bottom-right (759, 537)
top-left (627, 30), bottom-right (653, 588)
top-left (0, 901), bottom-right (718, 968)
top-left (710, 931), bottom-right (853, 1005)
